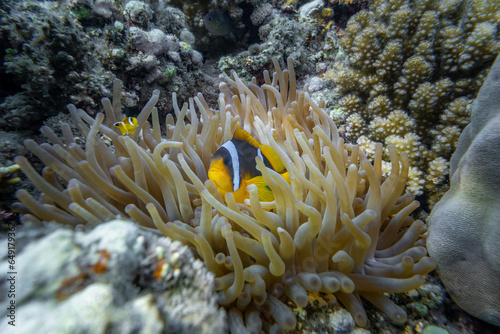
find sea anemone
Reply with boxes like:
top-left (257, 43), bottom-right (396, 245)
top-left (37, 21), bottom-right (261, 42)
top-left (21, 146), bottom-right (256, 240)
top-left (14, 57), bottom-right (435, 332)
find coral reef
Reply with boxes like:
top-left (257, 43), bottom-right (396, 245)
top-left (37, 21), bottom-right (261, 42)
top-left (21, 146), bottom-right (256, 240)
top-left (0, 0), bottom-right (205, 132)
top-left (13, 58), bottom-right (435, 332)
top-left (2, 1), bottom-right (499, 332)
top-left (218, 11), bottom-right (317, 79)
top-left (327, 0), bottom-right (499, 205)
top-left (0, 0), bottom-right (110, 131)
top-left (217, 0), bottom-right (342, 81)
top-left (427, 55), bottom-right (500, 327)
top-left (0, 220), bottom-right (226, 333)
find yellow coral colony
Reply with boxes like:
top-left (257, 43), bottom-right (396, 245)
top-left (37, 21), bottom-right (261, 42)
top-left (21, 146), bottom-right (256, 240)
top-left (14, 58), bottom-right (435, 332)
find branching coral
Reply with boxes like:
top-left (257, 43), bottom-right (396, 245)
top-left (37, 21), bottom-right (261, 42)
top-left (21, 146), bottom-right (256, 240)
top-left (328, 0), bottom-right (500, 205)
top-left (14, 58), bottom-right (435, 332)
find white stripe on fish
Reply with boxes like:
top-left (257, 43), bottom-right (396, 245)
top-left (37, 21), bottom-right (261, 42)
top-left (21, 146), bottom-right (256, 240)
top-left (221, 140), bottom-right (240, 191)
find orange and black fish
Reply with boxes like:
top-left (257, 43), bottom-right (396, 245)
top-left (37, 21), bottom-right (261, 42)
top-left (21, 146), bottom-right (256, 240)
top-left (208, 129), bottom-right (289, 203)
top-left (114, 117), bottom-right (138, 135)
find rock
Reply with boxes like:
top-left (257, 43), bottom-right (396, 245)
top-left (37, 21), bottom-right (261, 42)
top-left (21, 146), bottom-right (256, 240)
top-left (250, 3), bottom-right (275, 26)
top-left (15, 229), bottom-right (81, 302)
top-left (168, 51), bottom-right (181, 62)
top-left (179, 29), bottom-right (195, 45)
top-left (308, 77), bottom-right (324, 93)
top-left (18, 283), bottom-right (114, 333)
top-left (328, 309), bottom-right (355, 333)
top-left (124, 1), bottom-right (153, 26)
top-left (92, 0), bottom-right (115, 19)
top-left (427, 55), bottom-right (500, 327)
top-left (120, 293), bottom-right (164, 333)
top-left (0, 220), bottom-right (227, 333)
top-left (299, 0), bottom-right (325, 19)
top-left (191, 50), bottom-right (204, 65)
top-left (129, 27), bottom-right (176, 56)
top-left (422, 325), bottom-right (449, 334)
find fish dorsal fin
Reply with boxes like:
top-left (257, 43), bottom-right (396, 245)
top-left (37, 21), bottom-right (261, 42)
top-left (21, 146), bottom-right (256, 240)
top-left (233, 129), bottom-right (261, 149)
top-left (260, 145), bottom-right (285, 173)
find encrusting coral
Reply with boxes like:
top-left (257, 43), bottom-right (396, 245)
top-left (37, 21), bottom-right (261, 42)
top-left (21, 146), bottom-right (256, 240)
top-left (13, 58), bottom-right (435, 332)
top-left (327, 0), bottom-right (499, 205)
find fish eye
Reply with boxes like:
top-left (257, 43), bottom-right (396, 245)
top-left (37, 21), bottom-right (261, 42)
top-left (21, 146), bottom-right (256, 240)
top-left (208, 16), bottom-right (212, 21)
top-left (223, 156), bottom-right (230, 165)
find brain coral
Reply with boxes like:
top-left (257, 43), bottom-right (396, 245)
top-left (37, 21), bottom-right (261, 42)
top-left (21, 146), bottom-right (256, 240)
top-left (327, 0), bottom-right (499, 205)
top-left (14, 58), bottom-right (435, 332)
top-left (427, 55), bottom-right (500, 327)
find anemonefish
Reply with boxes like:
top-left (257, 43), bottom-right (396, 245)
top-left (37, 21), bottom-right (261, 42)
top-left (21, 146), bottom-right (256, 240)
top-left (114, 117), bottom-right (139, 135)
top-left (208, 129), bottom-right (289, 204)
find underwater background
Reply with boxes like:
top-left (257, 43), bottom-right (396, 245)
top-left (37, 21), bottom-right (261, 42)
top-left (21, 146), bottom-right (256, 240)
top-left (0, 0), bottom-right (499, 333)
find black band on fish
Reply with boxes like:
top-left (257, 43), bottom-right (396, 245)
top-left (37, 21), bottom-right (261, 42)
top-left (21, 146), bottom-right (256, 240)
top-left (221, 140), bottom-right (240, 191)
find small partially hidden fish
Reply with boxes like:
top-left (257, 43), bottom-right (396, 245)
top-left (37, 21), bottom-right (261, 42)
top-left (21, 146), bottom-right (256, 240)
top-left (114, 117), bottom-right (138, 135)
top-left (208, 129), bottom-right (290, 204)
top-left (203, 9), bottom-right (244, 38)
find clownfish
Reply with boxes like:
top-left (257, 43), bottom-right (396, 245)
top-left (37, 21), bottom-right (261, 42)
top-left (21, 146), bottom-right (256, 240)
top-left (208, 129), bottom-right (289, 204)
top-left (114, 117), bottom-right (139, 135)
